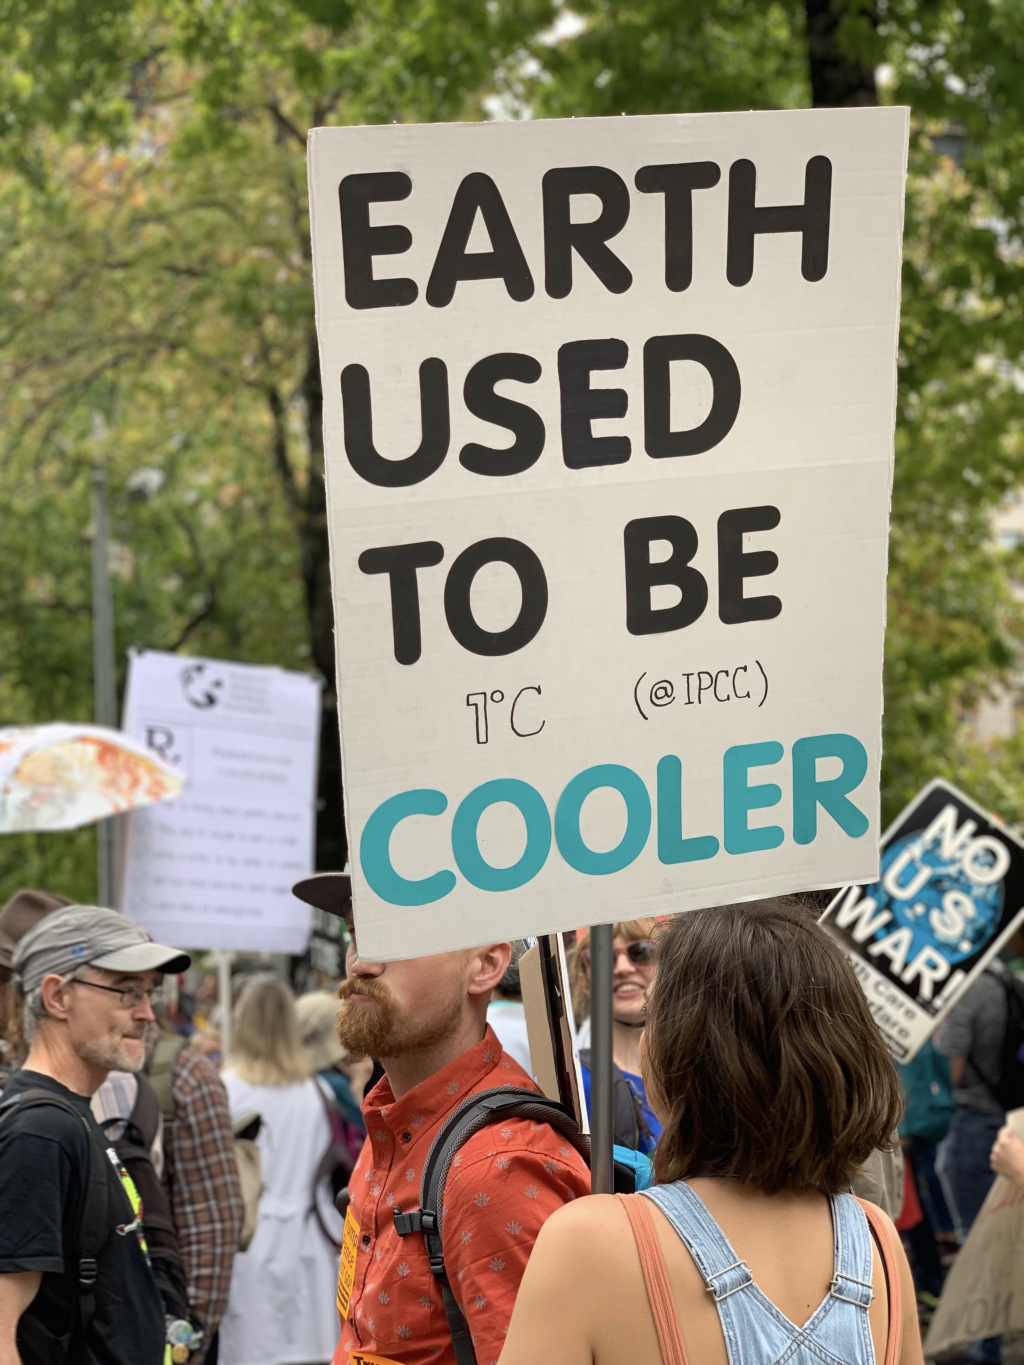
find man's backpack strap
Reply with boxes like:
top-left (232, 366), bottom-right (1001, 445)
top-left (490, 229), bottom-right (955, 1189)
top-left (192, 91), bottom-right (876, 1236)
top-left (0, 1090), bottom-right (111, 1345)
top-left (393, 1086), bottom-right (590, 1365)
top-left (147, 1032), bottom-right (188, 1125)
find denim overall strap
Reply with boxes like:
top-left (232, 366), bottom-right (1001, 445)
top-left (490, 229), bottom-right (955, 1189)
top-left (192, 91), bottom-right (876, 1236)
top-left (643, 1184), bottom-right (878, 1365)
top-left (829, 1193), bottom-right (875, 1310)
top-left (642, 1182), bottom-right (755, 1301)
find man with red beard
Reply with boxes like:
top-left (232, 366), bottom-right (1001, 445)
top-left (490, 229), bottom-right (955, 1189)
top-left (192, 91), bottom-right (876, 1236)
top-left (292, 874), bottom-right (591, 1365)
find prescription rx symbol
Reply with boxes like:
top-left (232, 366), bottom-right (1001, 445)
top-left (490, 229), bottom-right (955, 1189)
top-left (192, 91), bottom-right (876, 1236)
top-left (633, 662), bottom-right (768, 719)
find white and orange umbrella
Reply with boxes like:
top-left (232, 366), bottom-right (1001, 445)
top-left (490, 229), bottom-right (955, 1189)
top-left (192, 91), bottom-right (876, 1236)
top-left (0, 723), bottom-right (183, 832)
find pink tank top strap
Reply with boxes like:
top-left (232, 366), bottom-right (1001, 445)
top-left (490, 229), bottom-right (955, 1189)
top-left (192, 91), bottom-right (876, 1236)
top-left (855, 1198), bottom-right (903, 1365)
top-left (616, 1192), bottom-right (689, 1365)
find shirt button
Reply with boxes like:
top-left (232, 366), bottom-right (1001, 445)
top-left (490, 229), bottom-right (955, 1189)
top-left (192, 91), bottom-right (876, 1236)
top-left (362, 1234), bottom-right (371, 1248)
top-left (401, 1131), bottom-right (412, 1142)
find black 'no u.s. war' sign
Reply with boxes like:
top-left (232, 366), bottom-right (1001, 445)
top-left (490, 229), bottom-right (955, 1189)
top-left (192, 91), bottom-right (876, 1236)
top-left (821, 779), bottom-right (1024, 1060)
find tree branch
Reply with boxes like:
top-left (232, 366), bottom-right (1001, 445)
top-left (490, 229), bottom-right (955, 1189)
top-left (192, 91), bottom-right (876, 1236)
top-left (266, 102), bottom-right (306, 149)
top-left (266, 383), bottom-right (299, 511)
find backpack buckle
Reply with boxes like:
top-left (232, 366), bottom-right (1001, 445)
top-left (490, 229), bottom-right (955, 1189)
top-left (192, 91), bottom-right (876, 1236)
top-left (79, 1257), bottom-right (98, 1288)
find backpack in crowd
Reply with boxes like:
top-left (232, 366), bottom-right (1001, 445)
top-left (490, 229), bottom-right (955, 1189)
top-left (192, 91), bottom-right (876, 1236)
top-left (0, 1089), bottom-right (110, 1365)
top-left (147, 1031), bottom-right (189, 1123)
top-left (578, 1047), bottom-right (653, 1151)
top-left (311, 1076), bottom-right (361, 1250)
top-left (393, 1085), bottom-right (645, 1365)
top-left (97, 1071), bottom-right (192, 1323)
top-left (976, 969), bottom-right (1024, 1112)
top-left (232, 1112), bottom-right (263, 1252)
top-left (146, 1030), bottom-right (262, 1252)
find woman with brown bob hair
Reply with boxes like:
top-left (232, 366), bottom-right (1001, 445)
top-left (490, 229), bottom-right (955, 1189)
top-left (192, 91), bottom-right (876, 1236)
top-left (501, 900), bottom-right (923, 1365)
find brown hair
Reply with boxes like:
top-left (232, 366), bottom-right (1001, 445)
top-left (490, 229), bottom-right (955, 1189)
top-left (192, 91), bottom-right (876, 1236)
top-left (645, 899), bottom-right (902, 1195)
top-left (567, 918), bottom-right (659, 1025)
top-left (227, 976), bottom-right (311, 1088)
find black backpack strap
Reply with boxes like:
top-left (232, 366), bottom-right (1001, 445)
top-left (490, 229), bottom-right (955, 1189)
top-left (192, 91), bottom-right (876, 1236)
top-left (0, 1090), bottom-right (111, 1345)
top-left (393, 1087), bottom-right (590, 1365)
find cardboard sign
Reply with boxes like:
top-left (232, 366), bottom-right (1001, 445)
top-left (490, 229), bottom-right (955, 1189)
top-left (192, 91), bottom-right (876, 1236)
top-left (120, 649), bottom-right (321, 954)
top-left (925, 1108), bottom-right (1024, 1354)
top-left (308, 108), bottom-right (908, 959)
top-left (820, 779), bottom-right (1024, 1060)
top-left (520, 935), bottom-right (587, 1130)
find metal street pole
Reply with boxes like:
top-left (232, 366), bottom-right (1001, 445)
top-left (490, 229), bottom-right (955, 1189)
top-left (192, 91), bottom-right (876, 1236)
top-left (91, 464), bottom-right (117, 906)
top-left (589, 922), bottom-right (615, 1194)
top-left (217, 951), bottom-right (233, 1059)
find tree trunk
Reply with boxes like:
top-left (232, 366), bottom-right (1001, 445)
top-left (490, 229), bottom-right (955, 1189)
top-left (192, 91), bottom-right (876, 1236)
top-left (301, 329), bottom-right (347, 873)
top-left (805, 0), bottom-right (878, 106)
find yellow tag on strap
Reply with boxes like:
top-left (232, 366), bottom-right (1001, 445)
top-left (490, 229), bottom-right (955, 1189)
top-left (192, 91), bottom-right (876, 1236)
top-left (337, 1207), bottom-right (361, 1319)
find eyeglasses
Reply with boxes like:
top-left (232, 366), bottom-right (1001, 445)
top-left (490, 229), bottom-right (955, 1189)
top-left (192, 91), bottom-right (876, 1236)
top-left (70, 979), bottom-right (159, 1009)
top-left (581, 940), bottom-right (658, 969)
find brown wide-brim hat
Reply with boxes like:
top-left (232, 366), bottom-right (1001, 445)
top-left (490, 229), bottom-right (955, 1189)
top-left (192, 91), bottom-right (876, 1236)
top-left (291, 872), bottom-right (352, 919)
top-left (0, 889), bottom-right (73, 972)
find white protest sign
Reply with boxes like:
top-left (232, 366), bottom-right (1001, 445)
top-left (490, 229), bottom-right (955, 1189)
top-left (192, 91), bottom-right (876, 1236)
top-left (308, 108), bottom-right (908, 960)
top-left (120, 649), bottom-right (321, 954)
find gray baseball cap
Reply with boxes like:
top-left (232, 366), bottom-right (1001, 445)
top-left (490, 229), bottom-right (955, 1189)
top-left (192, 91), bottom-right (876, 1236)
top-left (12, 905), bottom-right (191, 995)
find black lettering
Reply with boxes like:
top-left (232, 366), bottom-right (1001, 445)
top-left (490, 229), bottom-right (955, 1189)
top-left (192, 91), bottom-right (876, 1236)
top-left (718, 506), bottom-right (782, 623)
top-left (732, 665), bottom-right (750, 699)
top-left (697, 671), bottom-right (713, 704)
top-left (510, 685), bottom-right (545, 737)
top-left (358, 542), bottom-right (445, 665)
top-left (444, 538), bottom-right (548, 656)
top-left (145, 726), bottom-right (176, 761)
top-left (643, 334), bottom-right (741, 459)
top-left (623, 516), bottom-right (708, 636)
top-left (727, 156), bottom-right (832, 286)
top-left (426, 173), bottom-right (534, 308)
top-left (713, 669), bottom-right (731, 702)
top-left (558, 339), bottom-right (630, 469)
top-left (460, 353), bottom-right (545, 476)
top-left (341, 359), bottom-right (449, 487)
top-left (543, 167), bottom-right (632, 299)
top-left (634, 162), bottom-right (721, 291)
top-left (339, 172), bottom-right (417, 310)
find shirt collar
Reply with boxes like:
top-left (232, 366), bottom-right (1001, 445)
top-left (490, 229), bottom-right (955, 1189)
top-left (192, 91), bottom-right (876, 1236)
top-left (361, 1025), bottom-right (509, 1134)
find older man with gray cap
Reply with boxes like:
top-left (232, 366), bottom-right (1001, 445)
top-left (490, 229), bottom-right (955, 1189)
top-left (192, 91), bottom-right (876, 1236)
top-left (0, 904), bottom-right (190, 1365)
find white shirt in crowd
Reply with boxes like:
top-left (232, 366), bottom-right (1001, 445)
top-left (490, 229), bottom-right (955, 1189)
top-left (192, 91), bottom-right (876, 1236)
top-left (485, 998), bottom-right (533, 1075)
top-left (219, 1072), bottom-right (341, 1365)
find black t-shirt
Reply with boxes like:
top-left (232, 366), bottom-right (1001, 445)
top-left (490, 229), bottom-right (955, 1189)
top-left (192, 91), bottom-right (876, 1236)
top-left (0, 1069), bottom-right (166, 1365)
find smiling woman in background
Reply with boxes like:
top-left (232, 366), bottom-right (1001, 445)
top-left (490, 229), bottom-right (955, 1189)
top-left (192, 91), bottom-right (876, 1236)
top-left (572, 918), bottom-right (661, 1153)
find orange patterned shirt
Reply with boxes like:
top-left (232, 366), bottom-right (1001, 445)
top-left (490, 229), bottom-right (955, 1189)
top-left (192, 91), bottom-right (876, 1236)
top-left (333, 1026), bottom-right (590, 1365)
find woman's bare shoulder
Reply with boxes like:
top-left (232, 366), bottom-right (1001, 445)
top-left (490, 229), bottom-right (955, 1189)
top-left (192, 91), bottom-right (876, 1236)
top-left (532, 1191), bottom-right (636, 1263)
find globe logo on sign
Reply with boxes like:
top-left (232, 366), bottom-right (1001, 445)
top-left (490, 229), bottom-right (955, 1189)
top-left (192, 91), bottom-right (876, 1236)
top-left (875, 822), bottom-right (1006, 968)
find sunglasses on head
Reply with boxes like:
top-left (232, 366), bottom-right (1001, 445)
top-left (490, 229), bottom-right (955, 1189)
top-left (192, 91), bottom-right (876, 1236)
top-left (582, 939), bottom-right (657, 968)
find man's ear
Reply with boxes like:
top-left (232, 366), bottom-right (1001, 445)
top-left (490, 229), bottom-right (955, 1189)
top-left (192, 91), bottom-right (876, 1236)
top-left (39, 973), bottom-right (74, 1024)
top-left (466, 942), bottom-right (512, 998)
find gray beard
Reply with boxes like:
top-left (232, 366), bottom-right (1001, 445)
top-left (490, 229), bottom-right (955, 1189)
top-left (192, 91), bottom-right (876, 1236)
top-left (78, 1034), bottom-right (146, 1074)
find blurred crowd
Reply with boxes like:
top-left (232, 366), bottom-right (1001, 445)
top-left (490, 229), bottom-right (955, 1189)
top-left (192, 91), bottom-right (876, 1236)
top-left (3, 887), bottom-right (1024, 1365)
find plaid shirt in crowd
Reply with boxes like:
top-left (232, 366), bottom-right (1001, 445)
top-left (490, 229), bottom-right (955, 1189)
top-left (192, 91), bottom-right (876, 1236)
top-left (164, 1044), bottom-right (245, 1341)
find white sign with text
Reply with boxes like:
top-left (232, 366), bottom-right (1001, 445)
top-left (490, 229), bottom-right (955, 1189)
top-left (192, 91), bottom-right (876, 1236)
top-left (308, 108), bottom-right (909, 959)
top-left (120, 649), bottom-right (321, 954)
